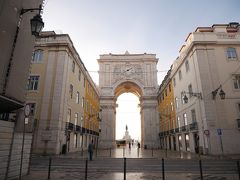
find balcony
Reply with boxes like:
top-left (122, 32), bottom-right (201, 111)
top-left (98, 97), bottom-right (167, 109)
top-left (189, 122), bottom-right (198, 130)
top-left (175, 128), bottom-right (180, 133)
top-left (170, 129), bottom-right (175, 134)
top-left (75, 125), bottom-right (81, 132)
top-left (181, 126), bottom-right (186, 132)
top-left (65, 122), bottom-right (74, 131)
top-left (82, 127), bottom-right (86, 133)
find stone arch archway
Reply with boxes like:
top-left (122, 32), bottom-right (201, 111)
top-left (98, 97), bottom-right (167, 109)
top-left (98, 52), bottom-right (159, 148)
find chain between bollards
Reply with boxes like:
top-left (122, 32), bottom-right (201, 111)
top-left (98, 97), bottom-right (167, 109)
top-left (47, 156), bottom-right (52, 180)
top-left (162, 158), bottom-right (165, 180)
top-left (124, 157), bottom-right (126, 180)
top-left (85, 159), bottom-right (88, 180)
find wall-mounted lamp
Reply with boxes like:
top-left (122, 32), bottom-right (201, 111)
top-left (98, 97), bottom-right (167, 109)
top-left (181, 91), bottom-right (202, 104)
top-left (212, 85), bottom-right (226, 100)
top-left (21, 5), bottom-right (44, 36)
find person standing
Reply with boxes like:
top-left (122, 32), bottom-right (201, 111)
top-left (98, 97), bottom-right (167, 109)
top-left (88, 140), bottom-right (94, 161)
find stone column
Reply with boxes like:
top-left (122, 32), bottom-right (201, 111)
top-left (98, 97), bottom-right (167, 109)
top-left (99, 98), bottom-right (116, 148)
top-left (140, 97), bottom-right (159, 149)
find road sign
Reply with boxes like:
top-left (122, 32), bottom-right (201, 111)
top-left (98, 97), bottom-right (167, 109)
top-left (217, 128), bottom-right (222, 136)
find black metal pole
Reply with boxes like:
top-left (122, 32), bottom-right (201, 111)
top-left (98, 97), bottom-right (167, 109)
top-left (123, 148), bottom-right (125, 157)
top-left (237, 160), bottom-right (240, 180)
top-left (85, 159), bottom-right (88, 180)
top-left (109, 148), bottom-right (111, 157)
top-left (165, 147), bottom-right (167, 158)
top-left (19, 118), bottom-right (26, 180)
top-left (199, 159), bottom-right (203, 180)
top-left (137, 148), bottom-right (139, 158)
top-left (162, 158), bottom-right (165, 180)
top-left (124, 157), bottom-right (126, 180)
top-left (47, 156), bottom-right (52, 180)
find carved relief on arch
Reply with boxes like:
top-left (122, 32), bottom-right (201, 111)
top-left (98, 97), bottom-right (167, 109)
top-left (112, 63), bottom-right (144, 85)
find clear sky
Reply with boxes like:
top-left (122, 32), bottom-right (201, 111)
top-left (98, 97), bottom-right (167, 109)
top-left (42, 0), bottom-right (239, 139)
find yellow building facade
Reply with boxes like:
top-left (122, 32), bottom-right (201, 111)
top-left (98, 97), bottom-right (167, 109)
top-left (27, 31), bottom-right (100, 155)
top-left (158, 68), bottom-right (177, 150)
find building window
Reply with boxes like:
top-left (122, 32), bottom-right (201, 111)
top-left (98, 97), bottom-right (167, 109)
top-left (183, 113), bottom-right (188, 126)
top-left (69, 84), bottom-right (73, 98)
top-left (88, 84), bottom-right (90, 94)
top-left (76, 92), bottom-right (80, 104)
top-left (191, 109), bottom-right (196, 122)
top-left (32, 49), bottom-right (43, 62)
top-left (188, 84), bottom-right (193, 98)
top-left (175, 97), bottom-right (179, 109)
top-left (84, 78), bottom-right (86, 88)
top-left (165, 89), bottom-right (167, 97)
top-left (67, 109), bottom-right (71, 122)
top-left (173, 78), bottom-right (176, 87)
top-left (233, 74), bottom-right (240, 89)
top-left (28, 76), bottom-right (39, 90)
top-left (86, 100), bottom-right (88, 112)
top-left (82, 97), bottom-right (84, 108)
top-left (80, 116), bottom-right (83, 127)
top-left (28, 103), bottom-right (36, 116)
top-left (72, 61), bottom-right (75, 72)
top-left (78, 70), bottom-right (81, 81)
top-left (171, 102), bottom-right (174, 112)
top-left (177, 116), bottom-right (181, 127)
top-left (74, 113), bottom-right (78, 125)
top-left (74, 133), bottom-right (77, 148)
top-left (169, 84), bottom-right (171, 92)
top-left (178, 70), bottom-right (182, 80)
top-left (185, 60), bottom-right (189, 72)
top-left (226, 47), bottom-right (237, 59)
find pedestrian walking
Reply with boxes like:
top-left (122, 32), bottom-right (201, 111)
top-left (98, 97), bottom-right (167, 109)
top-left (138, 142), bottom-right (140, 149)
top-left (88, 140), bottom-right (94, 161)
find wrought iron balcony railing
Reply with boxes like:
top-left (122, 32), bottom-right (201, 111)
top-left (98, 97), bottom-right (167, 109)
top-left (189, 122), bottom-right (198, 130)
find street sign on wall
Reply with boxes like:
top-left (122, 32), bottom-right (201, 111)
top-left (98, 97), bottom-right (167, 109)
top-left (217, 128), bottom-right (223, 136)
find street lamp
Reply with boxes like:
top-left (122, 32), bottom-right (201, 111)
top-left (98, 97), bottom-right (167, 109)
top-left (21, 5), bottom-right (44, 36)
top-left (212, 85), bottom-right (226, 100)
top-left (181, 91), bottom-right (202, 103)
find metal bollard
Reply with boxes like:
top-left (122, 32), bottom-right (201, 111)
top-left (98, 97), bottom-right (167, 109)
top-left (47, 156), bottom-right (52, 180)
top-left (165, 148), bottom-right (167, 158)
top-left (162, 158), bottom-right (165, 180)
top-left (124, 157), bottom-right (126, 180)
top-left (237, 160), bottom-right (240, 180)
top-left (199, 159), bottom-right (203, 180)
top-left (110, 148), bottom-right (111, 157)
top-left (81, 148), bottom-right (84, 157)
top-left (85, 159), bottom-right (88, 180)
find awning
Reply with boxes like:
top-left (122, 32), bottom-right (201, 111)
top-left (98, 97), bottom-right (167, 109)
top-left (0, 95), bottom-right (24, 113)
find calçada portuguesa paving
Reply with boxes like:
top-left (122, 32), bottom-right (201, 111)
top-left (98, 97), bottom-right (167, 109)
top-left (23, 146), bottom-right (240, 180)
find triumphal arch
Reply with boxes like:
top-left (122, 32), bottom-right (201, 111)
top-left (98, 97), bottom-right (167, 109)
top-left (98, 51), bottom-right (159, 148)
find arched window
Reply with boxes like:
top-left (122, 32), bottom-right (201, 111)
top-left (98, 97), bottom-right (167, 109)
top-left (226, 47), bottom-right (237, 59)
top-left (32, 49), bottom-right (43, 62)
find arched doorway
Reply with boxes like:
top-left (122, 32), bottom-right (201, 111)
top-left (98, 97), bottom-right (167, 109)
top-left (115, 93), bottom-right (141, 143)
top-left (98, 52), bottom-right (159, 148)
top-left (115, 82), bottom-right (142, 144)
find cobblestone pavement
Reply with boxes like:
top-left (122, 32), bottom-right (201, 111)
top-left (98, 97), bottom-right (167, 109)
top-left (22, 147), bottom-right (240, 180)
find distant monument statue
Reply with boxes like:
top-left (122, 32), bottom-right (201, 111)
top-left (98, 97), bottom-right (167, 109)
top-left (123, 124), bottom-right (131, 143)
